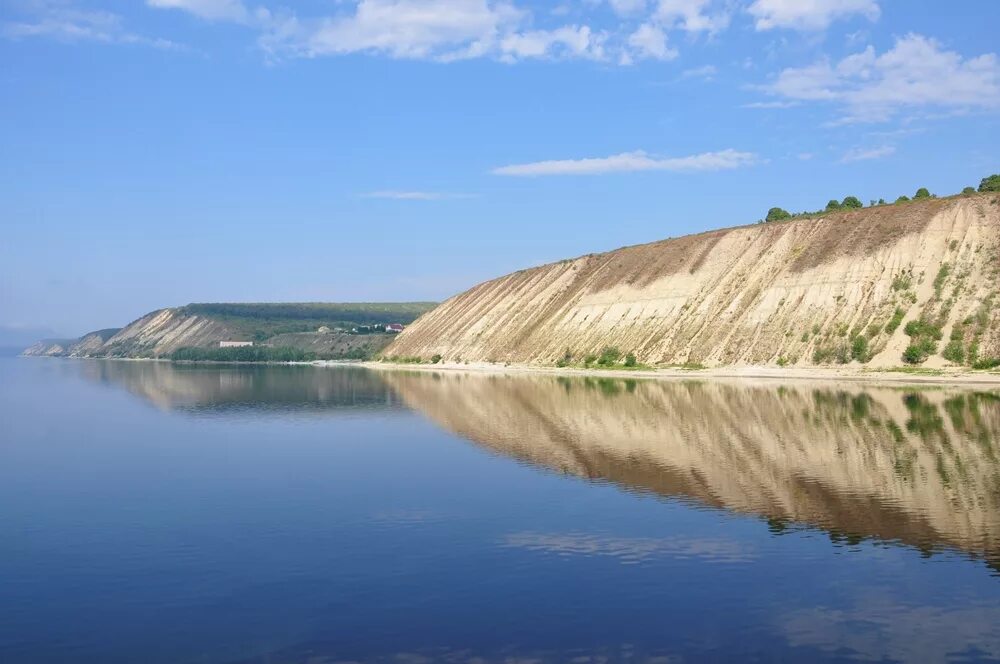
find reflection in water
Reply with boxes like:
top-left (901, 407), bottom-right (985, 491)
top-left (380, 371), bottom-right (1000, 568)
top-left (72, 360), bottom-right (403, 414)
top-left (82, 361), bottom-right (1000, 567)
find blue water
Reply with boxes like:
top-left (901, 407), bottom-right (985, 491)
top-left (1, 358), bottom-right (998, 663)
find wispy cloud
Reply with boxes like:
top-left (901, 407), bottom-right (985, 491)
top-left (839, 145), bottom-right (895, 163)
top-left (681, 64), bottom-right (717, 79)
top-left (747, 0), bottom-right (880, 31)
top-left (360, 190), bottom-right (475, 200)
top-left (3, 2), bottom-right (183, 49)
top-left (742, 100), bottom-right (798, 109)
top-left (492, 148), bottom-right (757, 176)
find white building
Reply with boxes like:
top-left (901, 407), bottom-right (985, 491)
top-left (220, 341), bottom-right (253, 348)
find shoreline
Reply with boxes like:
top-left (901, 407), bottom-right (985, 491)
top-left (355, 359), bottom-right (1000, 387)
top-left (16, 354), bottom-right (1000, 387)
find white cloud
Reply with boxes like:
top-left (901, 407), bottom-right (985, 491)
top-left (361, 191), bottom-right (474, 200)
top-left (653, 0), bottom-right (730, 34)
top-left (3, 2), bottom-right (181, 49)
top-left (839, 145), bottom-right (895, 162)
top-left (147, 0), bottom-right (249, 23)
top-left (283, 0), bottom-right (523, 60)
top-left (626, 22), bottom-right (676, 62)
top-left (492, 148), bottom-right (757, 176)
top-left (500, 25), bottom-right (606, 61)
top-left (761, 34), bottom-right (1000, 122)
top-left (748, 0), bottom-right (880, 31)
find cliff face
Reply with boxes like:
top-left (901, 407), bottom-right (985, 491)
top-left (21, 309), bottom-right (232, 358)
top-left (387, 195), bottom-right (1000, 367)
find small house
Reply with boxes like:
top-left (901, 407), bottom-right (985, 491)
top-left (220, 341), bottom-right (253, 348)
top-left (386, 324), bottom-right (405, 333)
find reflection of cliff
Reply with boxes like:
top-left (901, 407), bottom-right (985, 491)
top-left (74, 361), bottom-right (402, 413)
top-left (385, 371), bottom-right (1000, 562)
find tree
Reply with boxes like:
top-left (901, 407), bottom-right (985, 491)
top-left (766, 207), bottom-right (791, 222)
top-left (878, 198), bottom-right (886, 205)
top-left (979, 174), bottom-right (1000, 193)
top-left (841, 196), bottom-right (863, 209)
top-left (825, 199), bottom-right (841, 211)
top-left (914, 187), bottom-right (931, 199)
top-left (962, 186), bottom-right (977, 195)
top-left (895, 195), bottom-right (910, 204)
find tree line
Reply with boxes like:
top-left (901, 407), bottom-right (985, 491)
top-left (762, 174), bottom-right (1000, 223)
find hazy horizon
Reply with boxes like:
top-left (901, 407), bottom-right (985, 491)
top-left (3, 0), bottom-right (998, 334)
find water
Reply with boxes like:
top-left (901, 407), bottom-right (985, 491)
top-left (2, 358), bottom-right (999, 663)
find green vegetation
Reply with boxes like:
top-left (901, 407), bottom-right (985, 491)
top-left (597, 346), bottom-right (622, 366)
top-left (170, 346), bottom-right (321, 362)
top-left (841, 196), bottom-right (863, 209)
top-left (825, 199), bottom-right (841, 212)
top-left (942, 340), bottom-right (965, 363)
top-left (850, 336), bottom-right (871, 363)
top-left (914, 187), bottom-right (932, 199)
top-left (891, 272), bottom-right (912, 292)
top-left (979, 174), bottom-right (1000, 193)
top-left (813, 342), bottom-right (850, 365)
top-left (962, 186), bottom-right (977, 195)
top-left (381, 355), bottom-right (424, 364)
top-left (624, 352), bottom-right (638, 367)
top-left (902, 319), bottom-right (942, 364)
top-left (932, 263), bottom-right (951, 298)
top-left (766, 207), bottom-right (792, 222)
top-left (179, 302), bottom-right (436, 341)
top-left (895, 196), bottom-right (910, 204)
top-left (430, 354), bottom-right (442, 364)
top-left (885, 307), bottom-right (906, 333)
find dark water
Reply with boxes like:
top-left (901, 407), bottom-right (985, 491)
top-left (2, 359), bottom-right (1000, 663)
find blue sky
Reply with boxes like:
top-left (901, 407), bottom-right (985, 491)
top-left (1, 0), bottom-right (998, 336)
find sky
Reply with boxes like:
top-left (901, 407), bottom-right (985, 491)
top-left (1, 0), bottom-right (998, 337)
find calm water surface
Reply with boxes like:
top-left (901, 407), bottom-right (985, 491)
top-left (2, 358), bottom-right (1000, 663)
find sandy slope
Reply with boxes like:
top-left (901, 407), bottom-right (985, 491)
top-left (387, 194), bottom-right (1000, 369)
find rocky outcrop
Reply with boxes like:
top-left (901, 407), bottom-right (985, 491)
top-left (387, 194), bottom-right (1000, 368)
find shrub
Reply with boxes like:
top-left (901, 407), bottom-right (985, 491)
top-left (933, 263), bottom-right (951, 298)
top-left (914, 187), bottom-right (931, 199)
top-left (878, 198), bottom-right (886, 205)
top-left (623, 352), bottom-right (638, 367)
top-left (979, 174), bottom-right (1000, 193)
top-left (904, 319), bottom-right (943, 341)
top-left (841, 196), bottom-right (863, 209)
top-left (895, 196), bottom-right (910, 204)
top-left (766, 207), bottom-right (792, 222)
top-left (891, 274), bottom-right (911, 292)
top-left (825, 199), bottom-right (842, 211)
top-left (597, 346), bottom-right (622, 366)
top-left (555, 349), bottom-right (573, 367)
top-left (902, 340), bottom-right (936, 364)
top-left (942, 341), bottom-right (965, 363)
top-left (430, 354), bottom-right (442, 364)
top-left (584, 354), bottom-right (598, 366)
top-left (962, 186), bottom-right (977, 195)
top-left (851, 336), bottom-right (871, 363)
